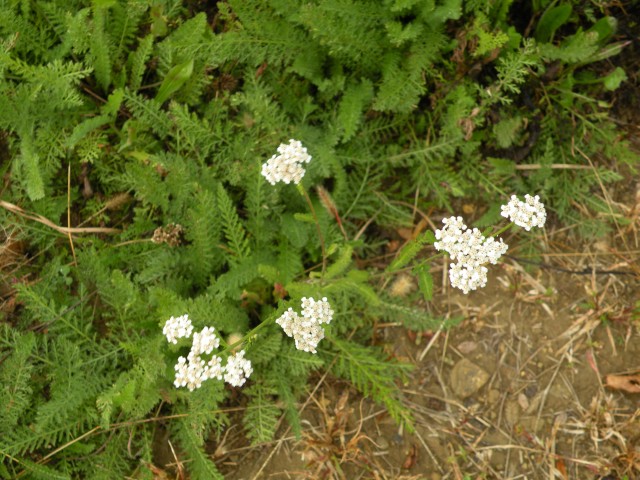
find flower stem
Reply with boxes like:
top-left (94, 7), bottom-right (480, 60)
top-left (224, 314), bottom-right (276, 353)
top-left (298, 183), bottom-right (327, 274)
top-left (487, 222), bottom-right (514, 238)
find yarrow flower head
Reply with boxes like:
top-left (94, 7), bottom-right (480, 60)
top-left (224, 350), bottom-right (253, 387)
top-left (261, 139), bottom-right (312, 185)
top-left (300, 297), bottom-right (334, 325)
top-left (190, 326), bottom-right (220, 356)
top-left (162, 315), bottom-right (252, 391)
top-left (163, 314), bottom-right (193, 344)
top-left (276, 297), bottom-right (334, 354)
top-left (434, 217), bottom-right (508, 294)
top-left (501, 194), bottom-right (546, 231)
top-left (174, 355), bottom-right (207, 391)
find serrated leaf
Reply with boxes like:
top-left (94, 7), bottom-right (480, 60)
top-left (17, 459), bottom-right (70, 480)
top-left (243, 383), bottom-right (280, 444)
top-left (178, 420), bottom-right (224, 480)
top-left (155, 59), bottom-right (194, 104)
top-left (248, 332), bottom-right (282, 364)
top-left (338, 79), bottom-right (373, 141)
top-left (488, 157), bottom-right (515, 175)
top-left (281, 214), bottom-right (308, 248)
top-left (20, 136), bottom-right (44, 200)
top-left (293, 212), bottom-right (315, 223)
top-left (67, 115), bottom-right (111, 148)
top-left (387, 231), bottom-right (434, 273)
top-left (324, 244), bottom-right (353, 279)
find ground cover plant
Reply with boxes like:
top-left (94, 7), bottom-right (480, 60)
top-left (0, 0), bottom-right (638, 478)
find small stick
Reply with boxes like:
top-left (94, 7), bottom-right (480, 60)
top-left (0, 200), bottom-right (119, 234)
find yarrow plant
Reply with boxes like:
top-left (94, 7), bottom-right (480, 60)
top-left (276, 297), bottom-right (334, 353)
top-left (162, 317), bottom-right (252, 391)
top-left (433, 195), bottom-right (546, 294)
top-left (261, 139), bottom-right (312, 185)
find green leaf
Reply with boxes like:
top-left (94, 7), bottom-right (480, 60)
top-left (414, 263), bottom-right (433, 301)
top-left (324, 270), bottom-right (381, 306)
top-left (177, 420), bottom-right (224, 480)
top-left (155, 59), bottom-right (194, 104)
top-left (293, 213), bottom-right (315, 223)
top-left (327, 336), bottom-right (414, 432)
top-left (493, 116), bottom-right (522, 148)
top-left (338, 79), bottom-right (373, 141)
top-left (242, 383), bottom-right (281, 444)
top-left (216, 185), bottom-right (251, 264)
top-left (603, 67), bottom-right (627, 91)
top-left (324, 244), bottom-right (353, 279)
top-left (586, 16), bottom-right (617, 44)
top-left (387, 230), bottom-right (435, 273)
top-left (91, 6), bottom-right (112, 91)
top-left (535, 4), bottom-right (572, 43)
top-left (248, 332), bottom-right (282, 364)
top-left (67, 115), bottom-right (111, 148)
top-left (281, 214), bottom-right (309, 248)
top-left (487, 157), bottom-right (515, 175)
top-left (20, 134), bottom-right (44, 201)
top-left (128, 35), bottom-right (154, 91)
top-left (16, 458), bottom-right (70, 480)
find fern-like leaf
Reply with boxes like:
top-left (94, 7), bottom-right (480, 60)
top-left (216, 184), bottom-right (251, 264)
top-left (175, 419), bottom-right (224, 480)
top-left (242, 382), bottom-right (281, 444)
top-left (0, 328), bottom-right (35, 430)
top-left (387, 230), bottom-right (435, 272)
top-left (128, 34), bottom-right (154, 91)
top-left (326, 336), bottom-right (414, 431)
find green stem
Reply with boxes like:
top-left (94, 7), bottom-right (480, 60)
top-left (487, 221), bottom-right (514, 238)
top-left (223, 314), bottom-right (277, 353)
top-left (297, 183), bottom-right (327, 274)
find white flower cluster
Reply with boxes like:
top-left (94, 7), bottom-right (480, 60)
top-left (501, 194), bottom-right (546, 231)
top-left (434, 217), bottom-right (508, 294)
top-left (223, 350), bottom-right (253, 387)
top-left (162, 314), bottom-right (194, 344)
top-left (162, 317), bottom-right (252, 391)
top-left (174, 353), bottom-right (225, 391)
top-left (261, 139), bottom-right (312, 185)
top-left (190, 326), bottom-right (220, 356)
top-left (276, 297), bottom-right (334, 354)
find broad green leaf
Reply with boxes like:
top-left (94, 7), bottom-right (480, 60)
top-left (535, 4), bottom-right (572, 43)
top-left (155, 59), bottom-right (194, 104)
top-left (414, 263), bottom-right (433, 301)
top-left (586, 16), bottom-right (617, 44)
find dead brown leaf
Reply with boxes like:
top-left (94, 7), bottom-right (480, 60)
top-left (401, 445), bottom-right (417, 470)
top-left (604, 372), bottom-right (640, 394)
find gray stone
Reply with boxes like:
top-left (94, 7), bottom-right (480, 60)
top-left (450, 358), bottom-right (490, 399)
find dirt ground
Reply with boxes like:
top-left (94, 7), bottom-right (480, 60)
top-left (208, 182), bottom-right (640, 480)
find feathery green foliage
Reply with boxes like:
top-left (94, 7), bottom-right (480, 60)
top-left (0, 0), bottom-right (636, 477)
